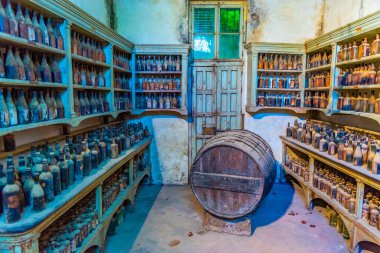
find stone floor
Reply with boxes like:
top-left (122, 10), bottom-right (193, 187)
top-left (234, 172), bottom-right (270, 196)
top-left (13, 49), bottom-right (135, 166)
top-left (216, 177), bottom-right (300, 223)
top-left (105, 183), bottom-right (349, 253)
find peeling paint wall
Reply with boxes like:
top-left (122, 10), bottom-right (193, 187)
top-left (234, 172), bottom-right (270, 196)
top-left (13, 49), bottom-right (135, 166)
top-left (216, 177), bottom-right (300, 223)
top-left (115, 0), bottom-right (189, 44)
top-left (323, 0), bottom-right (380, 33)
top-left (68, 0), bottom-right (110, 27)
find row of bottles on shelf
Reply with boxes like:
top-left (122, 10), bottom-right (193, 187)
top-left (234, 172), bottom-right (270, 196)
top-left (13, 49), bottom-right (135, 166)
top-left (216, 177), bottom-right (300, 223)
top-left (313, 161), bottom-right (357, 215)
top-left (114, 73), bottom-right (130, 90)
top-left (102, 150), bottom-right (147, 213)
top-left (307, 71), bottom-right (331, 88)
top-left (257, 73), bottom-right (299, 89)
top-left (73, 91), bottom-right (109, 117)
top-left (39, 191), bottom-right (98, 252)
top-left (137, 75), bottom-right (181, 91)
top-left (284, 154), bottom-right (309, 183)
top-left (337, 35), bottom-right (380, 62)
top-left (306, 51), bottom-right (332, 69)
top-left (337, 91), bottom-right (379, 113)
top-left (0, 122), bottom-right (149, 223)
top-left (258, 53), bottom-right (302, 71)
top-left (113, 51), bottom-right (130, 70)
top-left (257, 92), bottom-right (301, 107)
top-left (72, 63), bottom-right (106, 87)
top-left (1, 47), bottom-right (62, 83)
top-left (115, 92), bottom-right (131, 111)
top-left (337, 64), bottom-right (380, 86)
top-left (136, 55), bottom-right (181, 72)
top-left (0, 1), bottom-right (64, 50)
top-left (136, 94), bottom-right (181, 110)
top-left (304, 92), bottom-right (328, 108)
top-left (285, 120), bottom-right (380, 174)
top-left (0, 88), bottom-right (64, 128)
top-left (362, 189), bottom-right (380, 231)
top-left (71, 31), bottom-right (106, 63)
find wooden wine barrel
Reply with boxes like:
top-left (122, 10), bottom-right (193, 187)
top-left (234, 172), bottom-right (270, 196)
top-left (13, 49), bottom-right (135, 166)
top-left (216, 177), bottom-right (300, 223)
top-left (190, 130), bottom-right (276, 219)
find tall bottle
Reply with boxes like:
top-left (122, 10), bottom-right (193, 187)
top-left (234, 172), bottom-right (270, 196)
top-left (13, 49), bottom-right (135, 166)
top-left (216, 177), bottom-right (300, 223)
top-left (55, 92), bottom-right (64, 118)
top-left (73, 145), bottom-right (84, 181)
top-left (31, 11), bottom-right (42, 44)
top-left (30, 173), bottom-right (45, 211)
top-left (372, 147), bottom-right (380, 174)
top-left (46, 18), bottom-right (56, 48)
top-left (82, 142), bottom-right (92, 176)
top-left (5, 0), bottom-right (18, 37)
top-left (50, 57), bottom-right (61, 83)
top-left (38, 14), bottom-right (48, 45)
top-left (24, 9), bottom-right (34, 42)
top-left (16, 89), bottom-right (29, 124)
top-left (5, 89), bottom-right (16, 126)
top-left (0, 89), bottom-right (9, 128)
top-left (58, 154), bottom-right (68, 191)
top-left (40, 54), bottom-right (51, 82)
top-left (15, 4), bottom-right (27, 39)
top-left (29, 91), bottom-right (41, 123)
top-left (23, 50), bottom-right (36, 81)
top-left (0, 0), bottom-right (9, 34)
top-left (2, 166), bottom-right (21, 223)
top-left (39, 159), bottom-right (54, 202)
top-left (5, 47), bottom-right (19, 79)
top-left (22, 168), bottom-right (34, 206)
top-left (38, 91), bottom-right (48, 121)
top-left (353, 142), bottom-right (363, 166)
top-left (65, 153), bottom-right (75, 186)
top-left (48, 152), bottom-right (61, 196)
top-left (14, 49), bottom-right (26, 80)
top-left (367, 144), bottom-right (376, 171)
top-left (50, 90), bottom-right (57, 119)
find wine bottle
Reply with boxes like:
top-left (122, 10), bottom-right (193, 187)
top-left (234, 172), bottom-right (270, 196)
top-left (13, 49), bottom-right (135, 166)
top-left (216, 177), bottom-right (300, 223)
top-left (5, 0), bottom-right (18, 37)
top-left (30, 173), bottom-right (45, 211)
top-left (39, 159), bottom-right (54, 202)
top-left (38, 14), bottom-right (48, 45)
top-left (55, 92), bottom-right (64, 118)
top-left (23, 50), bottom-right (36, 81)
top-left (0, 89), bottom-right (9, 127)
top-left (0, 0), bottom-right (9, 34)
top-left (24, 8), bottom-right (34, 41)
top-left (15, 4), bottom-right (27, 39)
top-left (40, 54), bottom-right (52, 82)
top-left (50, 90), bottom-right (58, 119)
top-left (5, 46), bottom-right (19, 79)
top-left (2, 166), bottom-right (21, 223)
top-left (14, 49), bottom-right (26, 80)
top-left (50, 56), bottom-right (62, 83)
top-left (73, 144), bottom-right (84, 181)
top-left (29, 90), bottom-right (41, 123)
top-left (23, 167), bottom-right (34, 206)
top-left (31, 11), bottom-right (42, 44)
top-left (46, 18), bottom-right (56, 48)
top-left (16, 89), bottom-right (29, 124)
top-left (5, 89), bottom-right (17, 126)
top-left (58, 153), bottom-right (68, 191)
top-left (65, 153), bottom-right (75, 186)
top-left (48, 152), bottom-right (61, 196)
top-left (39, 91), bottom-right (48, 121)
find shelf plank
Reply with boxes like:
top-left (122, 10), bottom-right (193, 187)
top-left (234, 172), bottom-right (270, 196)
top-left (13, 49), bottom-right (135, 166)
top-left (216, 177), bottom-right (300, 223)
top-left (0, 32), bottom-right (66, 56)
top-left (113, 65), bottom-right (132, 74)
top-left (135, 71), bottom-right (182, 75)
top-left (135, 89), bottom-right (182, 93)
top-left (256, 88), bottom-right (301, 92)
top-left (0, 118), bottom-right (69, 138)
top-left (336, 54), bottom-right (380, 68)
top-left (0, 137), bottom-right (152, 234)
top-left (246, 106), bottom-right (307, 114)
top-left (331, 110), bottom-right (380, 125)
top-left (114, 88), bottom-right (131, 92)
top-left (133, 108), bottom-right (188, 116)
top-left (334, 84), bottom-right (380, 90)
top-left (73, 85), bottom-right (111, 92)
top-left (304, 87), bottom-right (331, 91)
top-left (0, 78), bottom-right (67, 89)
top-left (281, 136), bottom-right (380, 191)
top-left (305, 64), bottom-right (331, 72)
top-left (72, 54), bottom-right (110, 68)
top-left (257, 69), bottom-right (303, 74)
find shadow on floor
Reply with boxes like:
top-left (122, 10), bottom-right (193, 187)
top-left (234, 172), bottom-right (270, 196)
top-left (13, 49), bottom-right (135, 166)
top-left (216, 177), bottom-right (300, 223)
top-left (248, 181), bottom-right (295, 235)
top-left (104, 184), bottom-right (163, 253)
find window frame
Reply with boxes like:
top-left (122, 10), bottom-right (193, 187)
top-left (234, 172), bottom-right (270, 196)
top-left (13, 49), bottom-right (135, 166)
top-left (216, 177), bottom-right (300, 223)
top-left (190, 1), bottom-right (246, 61)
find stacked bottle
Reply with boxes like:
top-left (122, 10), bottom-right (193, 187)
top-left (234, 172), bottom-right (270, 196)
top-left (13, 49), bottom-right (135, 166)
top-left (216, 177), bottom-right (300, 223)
top-left (285, 154), bottom-right (309, 183)
top-left (136, 55), bottom-right (181, 72)
top-left (306, 51), bottom-right (332, 69)
top-left (115, 92), bottom-right (132, 110)
top-left (0, 121), bottom-right (150, 223)
top-left (361, 189), bottom-right (380, 231)
top-left (258, 53), bottom-right (302, 71)
top-left (337, 35), bottom-right (380, 62)
top-left (337, 64), bottom-right (380, 86)
top-left (113, 51), bottom-right (130, 70)
top-left (336, 91), bottom-right (380, 113)
top-left (136, 93), bottom-right (181, 110)
top-left (71, 30), bottom-right (106, 62)
top-left (73, 91), bottom-right (109, 117)
top-left (72, 63), bottom-right (106, 87)
top-left (256, 92), bottom-right (301, 108)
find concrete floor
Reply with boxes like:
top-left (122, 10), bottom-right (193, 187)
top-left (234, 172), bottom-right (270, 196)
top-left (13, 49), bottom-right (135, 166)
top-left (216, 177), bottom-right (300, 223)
top-left (105, 183), bottom-right (349, 253)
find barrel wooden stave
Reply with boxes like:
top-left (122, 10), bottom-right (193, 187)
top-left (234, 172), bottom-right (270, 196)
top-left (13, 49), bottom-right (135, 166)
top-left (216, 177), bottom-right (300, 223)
top-left (190, 130), bottom-right (276, 219)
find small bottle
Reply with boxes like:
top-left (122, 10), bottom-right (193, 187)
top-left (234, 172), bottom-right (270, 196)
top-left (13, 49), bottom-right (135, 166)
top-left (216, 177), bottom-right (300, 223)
top-left (353, 142), bottom-right (363, 166)
top-left (111, 139), bottom-right (119, 159)
top-left (5, 47), bottom-right (19, 79)
top-left (30, 173), bottom-right (45, 211)
top-left (40, 54), bottom-right (52, 82)
top-left (38, 14), bottom-right (49, 45)
top-left (2, 166), bottom-right (21, 223)
top-left (362, 198), bottom-right (370, 220)
top-left (82, 144), bottom-right (92, 177)
top-left (0, 0), bottom-right (9, 34)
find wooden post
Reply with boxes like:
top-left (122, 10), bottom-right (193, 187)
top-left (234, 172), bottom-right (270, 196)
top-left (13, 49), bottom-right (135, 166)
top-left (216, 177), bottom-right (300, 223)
top-left (308, 156), bottom-right (315, 188)
top-left (129, 159), bottom-right (133, 186)
top-left (96, 185), bottom-right (103, 221)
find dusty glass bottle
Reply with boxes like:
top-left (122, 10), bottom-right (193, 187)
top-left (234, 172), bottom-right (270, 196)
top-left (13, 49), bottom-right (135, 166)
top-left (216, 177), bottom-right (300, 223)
top-left (48, 152), bottom-right (61, 196)
top-left (15, 4), bottom-right (27, 39)
top-left (23, 50), bottom-right (36, 81)
top-left (40, 54), bottom-right (52, 82)
top-left (58, 154), bottom-right (68, 191)
top-left (56, 92), bottom-right (64, 119)
top-left (0, 89), bottom-right (9, 128)
top-left (367, 144), bottom-right (376, 171)
top-left (73, 145), bottom-right (83, 181)
top-left (65, 153), bottom-right (75, 186)
top-left (0, 0), bottom-right (9, 34)
top-left (89, 142), bottom-right (99, 170)
top-left (29, 91), bottom-right (41, 123)
top-left (353, 142), bottom-right (363, 166)
top-left (5, 47), bottom-right (19, 79)
top-left (82, 144), bottom-right (91, 177)
top-left (16, 89), bottom-right (29, 124)
top-left (39, 14), bottom-right (49, 45)
top-left (5, 0), bottom-right (18, 37)
top-left (39, 158), bottom-right (54, 202)
top-left (5, 89), bottom-right (16, 126)
top-left (37, 91), bottom-right (47, 121)
top-left (31, 11), bottom-right (42, 43)
top-left (111, 139), bottom-right (118, 159)
top-left (23, 167), bottom-right (34, 206)
top-left (50, 57), bottom-right (62, 83)
top-left (2, 166), bottom-right (21, 223)
top-left (14, 49), bottom-right (26, 80)
top-left (24, 8), bottom-right (34, 42)
top-left (30, 173), bottom-right (45, 211)
top-left (46, 18), bottom-right (56, 48)
top-left (372, 147), bottom-right (380, 174)
top-left (50, 90), bottom-right (58, 119)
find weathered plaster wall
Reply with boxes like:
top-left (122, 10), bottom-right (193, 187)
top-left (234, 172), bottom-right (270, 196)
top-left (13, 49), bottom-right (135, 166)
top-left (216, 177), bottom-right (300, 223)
top-left (131, 116), bottom-right (189, 185)
top-left (248, 0), bottom-right (324, 43)
top-left (323, 0), bottom-right (380, 33)
top-left (68, 0), bottom-right (111, 27)
top-left (115, 0), bottom-right (189, 44)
